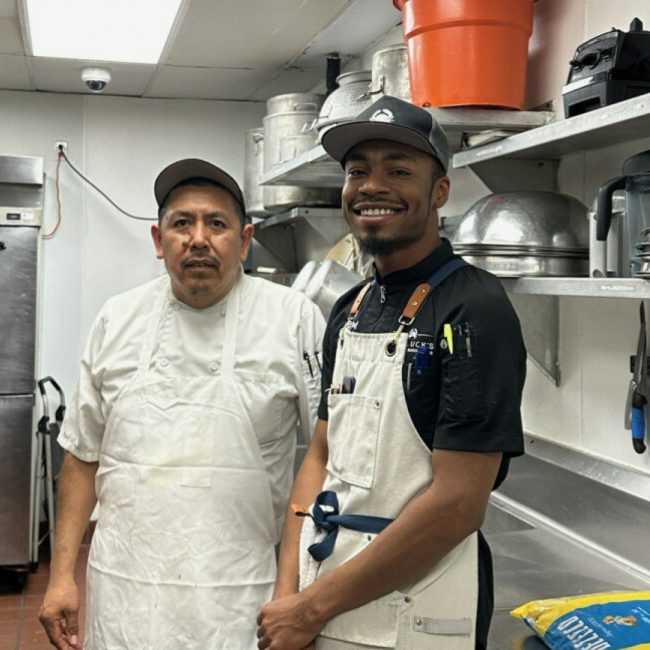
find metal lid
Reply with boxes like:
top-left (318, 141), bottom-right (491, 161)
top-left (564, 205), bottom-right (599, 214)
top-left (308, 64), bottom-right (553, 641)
top-left (335, 70), bottom-right (372, 86)
top-left (623, 149), bottom-right (650, 175)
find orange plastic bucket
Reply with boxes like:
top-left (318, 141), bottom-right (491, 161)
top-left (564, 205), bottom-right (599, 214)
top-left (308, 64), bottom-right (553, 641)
top-left (394, 0), bottom-right (536, 110)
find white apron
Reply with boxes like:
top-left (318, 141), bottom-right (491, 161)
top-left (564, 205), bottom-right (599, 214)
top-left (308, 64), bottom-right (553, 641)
top-left (86, 276), bottom-right (277, 650)
top-left (301, 262), bottom-right (479, 650)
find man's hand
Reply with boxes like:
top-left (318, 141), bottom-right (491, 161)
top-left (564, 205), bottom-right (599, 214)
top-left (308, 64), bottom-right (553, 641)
top-left (257, 592), bottom-right (324, 650)
top-left (39, 576), bottom-right (83, 650)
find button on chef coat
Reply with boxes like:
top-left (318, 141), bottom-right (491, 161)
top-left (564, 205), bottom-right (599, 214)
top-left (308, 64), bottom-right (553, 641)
top-left (59, 271), bottom-right (325, 531)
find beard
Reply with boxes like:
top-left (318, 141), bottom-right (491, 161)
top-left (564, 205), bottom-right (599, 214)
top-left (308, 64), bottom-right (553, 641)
top-left (348, 186), bottom-right (436, 257)
top-left (355, 212), bottom-right (431, 256)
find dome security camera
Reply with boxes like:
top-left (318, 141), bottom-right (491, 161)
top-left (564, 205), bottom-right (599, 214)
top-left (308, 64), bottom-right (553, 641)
top-left (81, 67), bottom-right (112, 93)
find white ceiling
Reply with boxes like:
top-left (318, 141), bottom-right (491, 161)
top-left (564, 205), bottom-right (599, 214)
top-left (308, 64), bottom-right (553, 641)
top-left (0, 0), bottom-right (402, 101)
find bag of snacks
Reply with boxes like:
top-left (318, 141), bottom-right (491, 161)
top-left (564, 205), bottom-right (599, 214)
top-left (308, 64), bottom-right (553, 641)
top-left (511, 591), bottom-right (650, 650)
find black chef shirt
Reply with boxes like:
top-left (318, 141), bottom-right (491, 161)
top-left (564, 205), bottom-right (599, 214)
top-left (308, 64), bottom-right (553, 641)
top-left (318, 239), bottom-right (527, 650)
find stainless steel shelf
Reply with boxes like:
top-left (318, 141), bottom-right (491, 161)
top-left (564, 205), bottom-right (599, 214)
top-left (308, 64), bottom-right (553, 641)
top-left (453, 95), bottom-right (650, 192)
top-left (454, 95), bottom-right (650, 167)
top-left (261, 108), bottom-right (554, 189)
top-left (261, 146), bottom-right (343, 188)
top-left (501, 277), bottom-right (650, 299)
top-left (253, 207), bottom-right (347, 273)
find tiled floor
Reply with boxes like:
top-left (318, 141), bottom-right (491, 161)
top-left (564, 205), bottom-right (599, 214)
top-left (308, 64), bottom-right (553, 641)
top-left (0, 545), bottom-right (88, 650)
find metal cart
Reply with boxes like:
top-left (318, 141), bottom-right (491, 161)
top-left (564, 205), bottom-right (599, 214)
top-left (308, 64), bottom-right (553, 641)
top-left (30, 376), bottom-right (66, 572)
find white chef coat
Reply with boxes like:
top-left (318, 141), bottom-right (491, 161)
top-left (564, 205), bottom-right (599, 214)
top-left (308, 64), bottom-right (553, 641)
top-left (59, 271), bottom-right (325, 533)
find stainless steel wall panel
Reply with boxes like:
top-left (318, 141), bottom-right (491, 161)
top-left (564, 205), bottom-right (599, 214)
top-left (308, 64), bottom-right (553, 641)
top-left (0, 395), bottom-right (34, 565)
top-left (497, 435), bottom-right (650, 574)
top-left (0, 156), bottom-right (43, 186)
top-left (0, 226), bottom-right (38, 394)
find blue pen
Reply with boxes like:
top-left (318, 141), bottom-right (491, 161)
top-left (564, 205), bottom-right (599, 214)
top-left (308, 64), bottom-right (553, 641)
top-left (415, 344), bottom-right (431, 376)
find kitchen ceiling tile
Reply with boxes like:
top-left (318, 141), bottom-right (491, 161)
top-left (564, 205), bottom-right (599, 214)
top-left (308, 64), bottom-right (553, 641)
top-left (0, 54), bottom-right (31, 90)
top-left (293, 0), bottom-right (402, 68)
top-left (246, 67), bottom-right (326, 102)
top-left (144, 65), bottom-right (273, 100)
top-left (163, 0), bottom-right (349, 69)
top-left (32, 57), bottom-right (157, 96)
top-left (0, 16), bottom-right (26, 55)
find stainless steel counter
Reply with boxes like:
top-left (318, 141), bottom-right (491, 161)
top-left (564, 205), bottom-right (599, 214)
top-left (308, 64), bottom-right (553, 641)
top-left (482, 438), bottom-right (650, 649)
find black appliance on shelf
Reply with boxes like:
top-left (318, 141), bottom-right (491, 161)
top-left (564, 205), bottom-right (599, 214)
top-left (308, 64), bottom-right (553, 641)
top-left (562, 18), bottom-right (650, 118)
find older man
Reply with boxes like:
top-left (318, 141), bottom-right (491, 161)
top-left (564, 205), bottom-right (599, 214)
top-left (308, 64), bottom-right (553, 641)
top-left (40, 159), bottom-right (326, 650)
top-left (257, 96), bottom-right (526, 650)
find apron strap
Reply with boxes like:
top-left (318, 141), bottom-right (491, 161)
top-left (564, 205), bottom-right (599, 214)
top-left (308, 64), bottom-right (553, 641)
top-left (220, 269), bottom-right (243, 380)
top-left (137, 278), bottom-right (173, 372)
top-left (295, 491), bottom-right (393, 562)
top-left (400, 258), bottom-right (469, 325)
top-left (350, 281), bottom-right (374, 317)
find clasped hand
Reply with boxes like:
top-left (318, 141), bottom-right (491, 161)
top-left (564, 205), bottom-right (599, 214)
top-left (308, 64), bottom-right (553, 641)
top-left (256, 591), bottom-right (323, 650)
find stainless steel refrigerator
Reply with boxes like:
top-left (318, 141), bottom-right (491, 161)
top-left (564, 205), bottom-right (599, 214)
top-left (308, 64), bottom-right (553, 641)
top-left (0, 155), bottom-right (44, 575)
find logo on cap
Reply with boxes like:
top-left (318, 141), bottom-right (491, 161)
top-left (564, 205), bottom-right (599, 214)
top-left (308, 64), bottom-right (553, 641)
top-left (370, 109), bottom-right (395, 123)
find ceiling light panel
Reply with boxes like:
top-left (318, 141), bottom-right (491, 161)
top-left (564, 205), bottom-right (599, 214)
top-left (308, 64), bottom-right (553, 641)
top-left (25, 0), bottom-right (183, 64)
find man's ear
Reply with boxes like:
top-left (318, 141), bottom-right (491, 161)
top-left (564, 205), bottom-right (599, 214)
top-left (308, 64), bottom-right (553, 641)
top-left (240, 223), bottom-right (255, 262)
top-left (151, 223), bottom-right (164, 260)
top-left (433, 176), bottom-right (451, 209)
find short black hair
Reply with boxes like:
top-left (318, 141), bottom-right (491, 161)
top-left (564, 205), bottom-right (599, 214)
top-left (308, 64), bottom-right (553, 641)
top-left (157, 177), bottom-right (246, 226)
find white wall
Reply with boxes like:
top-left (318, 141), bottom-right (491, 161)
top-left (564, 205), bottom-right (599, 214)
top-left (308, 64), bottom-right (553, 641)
top-left (520, 0), bottom-right (650, 474)
top-left (0, 90), bottom-right (265, 400)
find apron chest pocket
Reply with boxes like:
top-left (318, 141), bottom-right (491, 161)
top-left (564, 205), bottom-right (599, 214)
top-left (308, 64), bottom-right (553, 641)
top-left (327, 394), bottom-right (382, 489)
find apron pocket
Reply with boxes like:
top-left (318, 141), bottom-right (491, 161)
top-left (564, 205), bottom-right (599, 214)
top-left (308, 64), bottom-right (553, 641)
top-left (234, 371), bottom-right (293, 444)
top-left (319, 597), bottom-right (399, 648)
top-left (327, 394), bottom-right (382, 489)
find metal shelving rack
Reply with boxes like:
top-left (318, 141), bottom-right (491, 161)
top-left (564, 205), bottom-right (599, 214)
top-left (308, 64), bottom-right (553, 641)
top-left (254, 207), bottom-right (347, 272)
top-left (255, 97), bottom-right (650, 385)
top-left (453, 94), bottom-right (650, 193)
top-left (501, 277), bottom-right (650, 299)
top-left (260, 107), bottom-right (554, 189)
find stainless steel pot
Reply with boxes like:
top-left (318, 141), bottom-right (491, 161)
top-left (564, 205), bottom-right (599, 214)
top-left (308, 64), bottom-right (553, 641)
top-left (369, 44), bottom-right (411, 102)
top-left (305, 260), bottom-right (363, 319)
top-left (315, 71), bottom-right (373, 139)
top-left (291, 260), bottom-right (322, 293)
top-left (263, 92), bottom-right (340, 213)
top-left (452, 192), bottom-right (589, 250)
top-left (457, 254), bottom-right (588, 278)
top-left (243, 128), bottom-right (269, 218)
top-left (452, 192), bottom-right (589, 277)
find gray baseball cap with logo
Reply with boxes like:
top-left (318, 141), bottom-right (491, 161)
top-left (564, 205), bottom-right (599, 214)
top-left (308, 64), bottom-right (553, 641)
top-left (321, 95), bottom-right (449, 173)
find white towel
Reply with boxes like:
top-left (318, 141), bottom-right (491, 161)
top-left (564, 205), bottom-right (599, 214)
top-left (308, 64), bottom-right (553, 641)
top-left (298, 516), bottom-right (324, 591)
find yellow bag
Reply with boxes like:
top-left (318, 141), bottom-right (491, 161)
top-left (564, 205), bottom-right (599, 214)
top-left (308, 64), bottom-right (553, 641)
top-left (511, 591), bottom-right (650, 650)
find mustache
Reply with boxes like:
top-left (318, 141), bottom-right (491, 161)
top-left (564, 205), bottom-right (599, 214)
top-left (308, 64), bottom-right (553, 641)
top-left (350, 198), bottom-right (407, 210)
top-left (182, 254), bottom-right (220, 267)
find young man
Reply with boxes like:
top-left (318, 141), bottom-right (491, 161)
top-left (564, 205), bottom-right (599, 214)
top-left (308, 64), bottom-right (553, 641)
top-left (257, 97), bottom-right (526, 650)
top-left (40, 159), bottom-right (325, 650)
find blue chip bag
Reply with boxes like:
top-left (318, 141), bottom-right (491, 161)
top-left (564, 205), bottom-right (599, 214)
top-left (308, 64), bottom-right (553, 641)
top-left (511, 591), bottom-right (650, 650)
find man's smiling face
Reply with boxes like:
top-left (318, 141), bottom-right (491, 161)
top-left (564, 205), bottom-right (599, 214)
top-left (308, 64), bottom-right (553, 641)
top-left (342, 140), bottom-right (448, 264)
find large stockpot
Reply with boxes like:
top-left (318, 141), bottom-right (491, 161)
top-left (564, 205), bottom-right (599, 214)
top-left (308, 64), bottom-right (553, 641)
top-left (369, 44), bottom-right (412, 102)
top-left (452, 192), bottom-right (589, 250)
top-left (263, 93), bottom-right (340, 213)
top-left (452, 191), bottom-right (589, 277)
top-left (315, 71), bottom-right (373, 139)
top-left (243, 128), bottom-right (269, 218)
top-left (305, 260), bottom-right (363, 319)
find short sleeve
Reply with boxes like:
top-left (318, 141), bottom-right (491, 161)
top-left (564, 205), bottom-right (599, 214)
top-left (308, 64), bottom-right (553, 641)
top-left (434, 280), bottom-right (526, 457)
top-left (57, 310), bottom-right (108, 462)
top-left (296, 299), bottom-right (327, 442)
